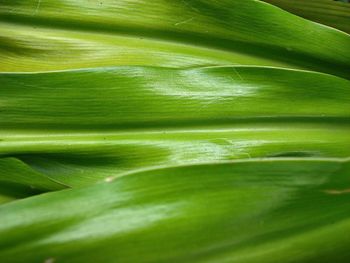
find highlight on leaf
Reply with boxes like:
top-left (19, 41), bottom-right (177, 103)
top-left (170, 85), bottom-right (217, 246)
top-left (0, 0), bottom-right (349, 262)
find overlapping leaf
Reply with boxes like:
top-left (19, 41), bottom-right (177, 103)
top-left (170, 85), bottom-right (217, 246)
top-left (0, 0), bottom-right (350, 262)
top-left (262, 0), bottom-right (350, 33)
top-left (1, 66), bottom-right (349, 188)
top-left (0, 0), bottom-right (350, 78)
top-left (0, 159), bottom-right (350, 262)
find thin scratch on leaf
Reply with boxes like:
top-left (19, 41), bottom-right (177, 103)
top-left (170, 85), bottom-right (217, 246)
top-left (210, 138), bottom-right (233, 145)
top-left (199, 99), bottom-right (216, 111)
top-left (34, 0), bottom-right (42, 14)
top-left (324, 188), bottom-right (350, 195)
top-left (182, 0), bottom-right (199, 12)
top-left (175, 17), bottom-right (194, 26)
top-left (239, 152), bottom-right (252, 159)
top-left (232, 68), bottom-right (243, 81)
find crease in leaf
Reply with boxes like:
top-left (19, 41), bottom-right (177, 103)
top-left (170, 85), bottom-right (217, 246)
top-left (0, 0), bottom-right (349, 261)
top-left (0, 159), bottom-right (349, 262)
top-left (0, 0), bottom-right (349, 78)
top-left (0, 66), bottom-right (349, 186)
top-left (262, 0), bottom-right (350, 34)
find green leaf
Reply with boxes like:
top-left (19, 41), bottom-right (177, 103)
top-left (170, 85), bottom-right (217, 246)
top-left (2, 66), bottom-right (349, 128)
top-left (0, 182), bottom-right (44, 205)
top-left (1, 66), bottom-right (349, 187)
top-left (0, 159), bottom-right (349, 263)
top-left (0, 157), bottom-right (67, 190)
top-left (0, 157), bottom-right (67, 204)
top-left (0, 0), bottom-right (349, 78)
top-left (0, 0), bottom-right (350, 261)
top-left (262, 0), bottom-right (350, 34)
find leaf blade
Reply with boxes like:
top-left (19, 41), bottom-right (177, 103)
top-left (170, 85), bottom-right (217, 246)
top-left (0, 159), bottom-right (349, 262)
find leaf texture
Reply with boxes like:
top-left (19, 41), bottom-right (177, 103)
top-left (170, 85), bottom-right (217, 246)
top-left (0, 0), bottom-right (349, 78)
top-left (0, 0), bottom-right (350, 262)
top-left (0, 159), bottom-right (350, 263)
top-left (262, 0), bottom-right (350, 34)
top-left (1, 66), bottom-right (349, 187)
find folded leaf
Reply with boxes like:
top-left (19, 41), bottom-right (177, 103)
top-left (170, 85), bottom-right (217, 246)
top-left (0, 157), bottom-right (67, 204)
top-left (0, 159), bottom-right (349, 263)
top-left (1, 66), bottom-right (349, 129)
top-left (0, 0), bottom-right (349, 78)
top-left (1, 66), bottom-right (349, 186)
top-left (0, 1), bottom-right (349, 260)
top-left (262, 0), bottom-right (350, 33)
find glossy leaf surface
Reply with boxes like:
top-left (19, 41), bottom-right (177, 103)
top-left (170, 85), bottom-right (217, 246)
top-left (0, 0), bottom-right (350, 262)
top-left (0, 159), bottom-right (350, 263)
top-left (262, 0), bottom-right (350, 33)
top-left (1, 66), bottom-right (349, 187)
top-left (0, 0), bottom-right (350, 78)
